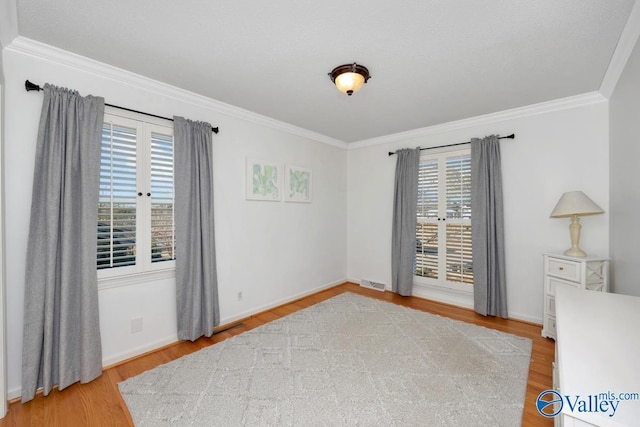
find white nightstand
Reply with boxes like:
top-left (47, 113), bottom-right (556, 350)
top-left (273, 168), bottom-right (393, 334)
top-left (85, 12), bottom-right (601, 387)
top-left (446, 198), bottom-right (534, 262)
top-left (541, 253), bottom-right (609, 340)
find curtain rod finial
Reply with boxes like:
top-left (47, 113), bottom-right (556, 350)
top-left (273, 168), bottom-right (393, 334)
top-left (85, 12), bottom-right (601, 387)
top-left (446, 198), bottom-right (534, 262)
top-left (25, 80), bottom-right (41, 92)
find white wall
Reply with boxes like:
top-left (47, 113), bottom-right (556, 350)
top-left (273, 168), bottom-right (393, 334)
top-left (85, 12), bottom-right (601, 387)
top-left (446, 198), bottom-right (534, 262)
top-left (0, 47), bottom-right (6, 423)
top-left (2, 41), bottom-right (347, 397)
top-left (609, 32), bottom-right (640, 297)
top-left (0, 0), bottom-right (17, 414)
top-left (0, 79), bottom-right (6, 416)
top-left (347, 98), bottom-right (610, 323)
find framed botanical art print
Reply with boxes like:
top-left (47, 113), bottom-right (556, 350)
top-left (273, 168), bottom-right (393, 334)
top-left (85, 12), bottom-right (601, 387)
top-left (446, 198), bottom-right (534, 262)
top-left (246, 158), bottom-right (281, 201)
top-left (284, 165), bottom-right (312, 203)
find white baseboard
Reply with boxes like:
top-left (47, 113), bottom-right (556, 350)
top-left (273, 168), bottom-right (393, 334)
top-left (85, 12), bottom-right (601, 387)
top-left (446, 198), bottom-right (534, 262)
top-left (7, 388), bottom-right (20, 402)
top-left (506, 311), bottom-right (542, 325)
top-left (347, 279), bottom-right (543, 326)
top-left (101, 335), bottom-right (179, 368)
top-left (410, 284), bottom-right (542, 325)
top-left (219, 278), bottom-right (347, 326)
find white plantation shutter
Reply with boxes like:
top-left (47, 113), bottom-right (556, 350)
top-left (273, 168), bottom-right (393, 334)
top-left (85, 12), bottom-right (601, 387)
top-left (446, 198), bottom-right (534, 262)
top-left (445, 154), bottom-right (473, 284)
top-left (415, 149), bottom-right (473, 286)
top-left (416, 158), bottom-right (439, 279)
top-left (150, 132), bottom-right (175, 263)
top-left (446, 155), bottom-right (472, 219)
top-left (415, 222), bottom-right (439, 279)
top-left (97, 112), bottom-right (175, 280)
top-left (417, 159), bottom-right (438, 218)
top-left (446, 223), bottom-right (473, 284)
top-left (98, 122), bottom-right (137, 270)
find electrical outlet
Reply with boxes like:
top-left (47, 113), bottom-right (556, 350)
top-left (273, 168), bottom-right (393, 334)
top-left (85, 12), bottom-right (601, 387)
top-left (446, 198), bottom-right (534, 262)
top-left (237, 291), bottom-right (243, 301)
top-left (131, 317), bottom-right (143, 333)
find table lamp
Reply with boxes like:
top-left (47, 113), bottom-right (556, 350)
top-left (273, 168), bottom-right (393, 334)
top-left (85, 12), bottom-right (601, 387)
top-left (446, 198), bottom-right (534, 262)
top-left (550, 191), bottom-right (604, 257)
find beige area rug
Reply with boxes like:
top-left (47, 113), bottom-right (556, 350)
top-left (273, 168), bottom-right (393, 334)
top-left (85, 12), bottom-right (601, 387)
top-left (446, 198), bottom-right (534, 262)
top-left (119, 292), bottom-right (532, 426)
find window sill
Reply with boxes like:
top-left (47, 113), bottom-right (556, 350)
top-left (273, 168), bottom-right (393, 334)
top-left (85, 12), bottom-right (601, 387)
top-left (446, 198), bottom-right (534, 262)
top-left (98, 268), bottom-right (176, 290)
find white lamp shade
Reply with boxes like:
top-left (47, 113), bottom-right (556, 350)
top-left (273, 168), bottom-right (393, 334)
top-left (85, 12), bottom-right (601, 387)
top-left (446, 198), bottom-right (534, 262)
top-left (550, 191), bottom-right (604, 218)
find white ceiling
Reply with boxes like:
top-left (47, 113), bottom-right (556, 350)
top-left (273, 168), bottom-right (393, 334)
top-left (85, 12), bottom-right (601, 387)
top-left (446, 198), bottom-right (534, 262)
top-left (14, 0), bottom-right (636, 143)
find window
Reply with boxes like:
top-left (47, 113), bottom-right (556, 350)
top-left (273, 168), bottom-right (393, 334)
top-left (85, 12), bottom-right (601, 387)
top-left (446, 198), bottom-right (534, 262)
top-left (97, 111), bottom-right (175, 282)
top-left (415, 149), bottom-right (473, 288)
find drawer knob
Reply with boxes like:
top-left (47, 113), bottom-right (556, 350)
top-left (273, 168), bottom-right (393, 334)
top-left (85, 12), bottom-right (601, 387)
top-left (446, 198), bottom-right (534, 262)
top-left (558, 267), bottom-right (564, 271)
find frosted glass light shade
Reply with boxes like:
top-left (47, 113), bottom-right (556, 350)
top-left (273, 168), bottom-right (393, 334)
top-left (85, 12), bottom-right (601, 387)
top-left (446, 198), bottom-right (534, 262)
top-left (328, 63), bottom-right (371, 96)
top-left (334, 72), bottom-right (365, 95)
top-left (550, 191), bottom-right (604, 218)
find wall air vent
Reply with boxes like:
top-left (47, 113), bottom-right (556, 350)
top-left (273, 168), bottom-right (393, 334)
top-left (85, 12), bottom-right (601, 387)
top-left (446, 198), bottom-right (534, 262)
top-left (360, 279), bottom-right (386, 292)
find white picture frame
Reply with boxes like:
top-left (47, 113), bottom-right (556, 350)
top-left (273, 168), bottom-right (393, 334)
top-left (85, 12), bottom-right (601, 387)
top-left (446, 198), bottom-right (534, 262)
top-left (284, 165), bottom-right (312, 203)
top-left (246, 158), bottom-right (281, 201)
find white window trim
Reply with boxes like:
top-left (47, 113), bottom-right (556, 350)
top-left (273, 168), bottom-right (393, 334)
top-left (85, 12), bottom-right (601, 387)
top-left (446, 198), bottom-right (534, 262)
top-left (104, 106), bottom-right (170, 127)
top-left (97, 107), bottom-right (176, 289)
top-left (414, 146), bottom-right (473, 301)
top-left (98, 268), bottom-right (175, 290)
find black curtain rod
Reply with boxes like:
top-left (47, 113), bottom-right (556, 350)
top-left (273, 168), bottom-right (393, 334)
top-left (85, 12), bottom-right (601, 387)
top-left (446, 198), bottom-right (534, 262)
top-left (388, 133), bottom-right (515, 156)
top-left (25, 80), bottom-right (219, 134)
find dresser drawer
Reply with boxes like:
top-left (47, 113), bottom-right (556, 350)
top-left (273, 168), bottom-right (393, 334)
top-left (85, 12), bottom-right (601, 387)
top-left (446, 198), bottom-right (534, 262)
top-left (547, 258), bottom-right (581, 282)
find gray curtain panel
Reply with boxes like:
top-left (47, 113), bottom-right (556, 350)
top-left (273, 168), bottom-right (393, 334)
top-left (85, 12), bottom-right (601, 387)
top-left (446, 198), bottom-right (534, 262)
top-left (21, 84), bottom-right (105, 402)
top-left (471, 135), bottom-right (508, 317)
top-left (391, 148), bottom-right (420, 296)
top-left (174, 116), bottom-right (220, 341)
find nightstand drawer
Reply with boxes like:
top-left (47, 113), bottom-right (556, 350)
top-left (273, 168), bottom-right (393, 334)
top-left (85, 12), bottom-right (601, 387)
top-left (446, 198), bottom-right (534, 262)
top-left (545, 276), bottom-right (579, 296)
top-left (544, 315), bottom-right (557, 338)
top-left (547, 258), bottom-right (581, 282)
top-left (542, 254), bottom-right (609, 341)
top-left (546, 295), bottom-right (556, 317)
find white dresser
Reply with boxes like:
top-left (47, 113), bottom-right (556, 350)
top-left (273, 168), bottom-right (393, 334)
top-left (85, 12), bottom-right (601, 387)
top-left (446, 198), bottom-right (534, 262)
top-left (542, 254), bottom-right (608, 340)
top-left (554, 286), bottom-right (640, 426)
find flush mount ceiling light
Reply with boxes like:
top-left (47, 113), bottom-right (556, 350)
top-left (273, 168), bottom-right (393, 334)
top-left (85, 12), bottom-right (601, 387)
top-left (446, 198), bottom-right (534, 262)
top-left (328, 63), bottom-right (371, 96)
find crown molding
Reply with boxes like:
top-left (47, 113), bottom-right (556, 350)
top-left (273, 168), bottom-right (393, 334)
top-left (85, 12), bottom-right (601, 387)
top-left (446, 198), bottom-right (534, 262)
top-left (348, 91), bottom-right (607, 150)
top-left (6, 37), bottom-right (348, 149)
top-left (600, 1), bottom-right (640, 98)
top-left (6, 35), bottom-right (612, 152)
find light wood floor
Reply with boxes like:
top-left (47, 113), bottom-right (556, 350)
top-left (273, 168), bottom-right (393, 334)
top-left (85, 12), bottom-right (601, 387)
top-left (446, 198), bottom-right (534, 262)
top-left (0, 282), bottom-right (554, 426)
